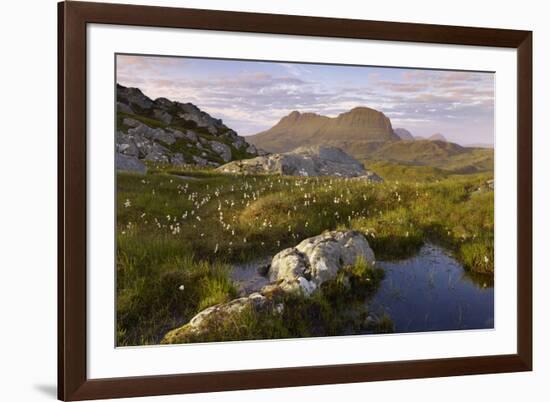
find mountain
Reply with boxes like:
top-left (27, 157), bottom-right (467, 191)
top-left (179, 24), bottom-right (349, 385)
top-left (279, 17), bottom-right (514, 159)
top-left (427, 133), bottom-right (447, 142)
top-left (393, 128), bottom-right (414, 140)
top-left (247, 107), bottom-right (400, 158)
top-left (115, 84), bottom-right (260, 173)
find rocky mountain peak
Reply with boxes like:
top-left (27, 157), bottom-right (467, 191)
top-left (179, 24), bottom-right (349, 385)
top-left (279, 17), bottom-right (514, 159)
top-left (247, 106), bottom-right (400, 156)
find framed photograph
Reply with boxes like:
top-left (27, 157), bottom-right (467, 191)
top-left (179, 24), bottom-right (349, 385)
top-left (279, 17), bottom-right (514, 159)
top-left (58, 1), bottom-right (532, 400)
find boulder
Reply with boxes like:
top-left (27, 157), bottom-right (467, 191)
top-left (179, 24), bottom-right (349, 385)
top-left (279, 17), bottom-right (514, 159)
top-left (229, 135), bottom-right (247, 150)
top-left (184, 130), bottom-right (198, 142)
top-left (210, 140), bottom-right (232, 162)
top-left (116, 130), bottom-right (140, 157)
top-left (122, 117), bottom-right (141, 128)
top-left (192, 155), bottom-right (209, 166)
top-left (128, 124), bottom-right (176, 145)
top-left (170, 153), bottom-right (186, 166)
top-left (246, 144), bottom-right (257, 154)
top-left (161, 293), bottom-right (270, 343)
top-left (160, 230), bottom-right (375, 344)
top-left (354, 171), bottom-right (384, 183)
top-left (165, 128), bottom-right (186, 140)
top-left (217, 146), bottom-right (376, 179)
top-left (153, 108), bottom-right (173, 125)
top-left (268, 230), bottom-right (375, 295)
top-left (144, 150), bottom-right (170, 163)
top-left (116, 153), bottom-right (147, 174)
top-left (117, 102), bottom-right (134, 115)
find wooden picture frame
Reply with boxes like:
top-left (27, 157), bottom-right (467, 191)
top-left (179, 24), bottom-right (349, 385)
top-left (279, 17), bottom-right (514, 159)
top-left (58, 1), bottom-right (532, 400)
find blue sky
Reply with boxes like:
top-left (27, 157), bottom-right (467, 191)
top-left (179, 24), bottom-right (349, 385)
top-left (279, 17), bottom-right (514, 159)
top-left (117, 54), bottom-right (495, 145)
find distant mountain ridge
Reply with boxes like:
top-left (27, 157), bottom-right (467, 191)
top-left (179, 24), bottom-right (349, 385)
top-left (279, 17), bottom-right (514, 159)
top-left (247, 106), bottom-right (492, 173)
top-left (393, 128), bottom-right (414, 140)
top-left (247, 107), bottom-right (400, 157)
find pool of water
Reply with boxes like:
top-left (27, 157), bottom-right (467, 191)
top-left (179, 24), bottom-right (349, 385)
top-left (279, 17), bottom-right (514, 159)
top-left (231, 256), bottom-right (272, 296)
top-left (230, 244), bottom-right (494, 334)
top-left (370, 244), bottom-right (494, 333)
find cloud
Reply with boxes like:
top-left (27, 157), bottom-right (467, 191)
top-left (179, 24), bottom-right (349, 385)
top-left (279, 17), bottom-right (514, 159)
top-left (116, 56), bottom-right (494, 144)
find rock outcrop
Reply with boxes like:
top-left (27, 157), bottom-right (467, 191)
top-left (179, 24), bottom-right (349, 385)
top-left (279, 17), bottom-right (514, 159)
top-left (161, 231), bottom-right (376, 343)
top-left (115, 84), bottom-right (259, 172)
top-left (116, 153), bottom-right (147, 174)
top-left (268, 230), bottom-right (376, 295)
top-left (217, 146), bottom-right (383, 180)
top-left (161, 293), bottom-right (272, 344)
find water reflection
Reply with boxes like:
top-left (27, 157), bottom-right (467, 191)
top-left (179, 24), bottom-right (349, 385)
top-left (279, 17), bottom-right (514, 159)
top-left (371, 244), bottom-right (494, 333)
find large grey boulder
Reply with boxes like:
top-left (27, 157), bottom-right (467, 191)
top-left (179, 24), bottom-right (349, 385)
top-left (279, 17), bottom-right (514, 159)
top-left (117, 102), bottom-right (134, 115)
top-left (122, 117), bottom-right (141, 128)
top-left (210, 141), bottom-right (232, 162)
top-left (217, 146), bottom-right (375, 178)
top-left (128, 124), bottom-right (176, 145)
top-left (192, 155), bottom-right (209, 166)
top-left (268, 231), bottom-right (375, 295)
top-left (116, 153), bottom-right (147, 174)
top-left (153, 108), bottom-right (173, 125)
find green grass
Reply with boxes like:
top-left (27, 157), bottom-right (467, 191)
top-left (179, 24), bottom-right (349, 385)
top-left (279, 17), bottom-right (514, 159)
top-left (116, 167), bottom-right (493, 345)
top-left (161, 258), bottom-right (387, 344)
top-left (116, 233), bottom-right (237, 345)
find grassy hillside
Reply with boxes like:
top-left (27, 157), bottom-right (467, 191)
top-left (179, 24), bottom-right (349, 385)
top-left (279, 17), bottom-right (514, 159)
top-left (365, 140), bottom-right (494, 173)
top-left (116, 166), bottom-right (494, 345)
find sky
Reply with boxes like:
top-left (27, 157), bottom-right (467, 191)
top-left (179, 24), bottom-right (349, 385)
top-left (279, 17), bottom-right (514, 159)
top-left (117, 54), bottom-right (495, 146)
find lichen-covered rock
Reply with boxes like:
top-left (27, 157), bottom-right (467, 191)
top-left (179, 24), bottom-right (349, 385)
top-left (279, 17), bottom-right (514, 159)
top-left (122, 117), bottom-right (141, 128)
top-left (128, 124), bottom-right (176, 145)
top-left (354, 171), bottom-right (384, 183)
top-left (116, 84), bottom-right (261, 168)
top-left (161, 293), bottom-right (269, 344)
top-left (170, 153), bottom-right (186, 165)
top-left (153, 108), bottom-right (173, 125)
top-left (268, 230), bottom-right (375, 295)
top-left (217, 146), bottom-right (380, 180)
top-left (117, 102), bottom-right (134, 115)
top-left (210, 140), bottom-right (232, 162)
top-left (192, 155), bottom-right (209, 166)
top-left (116, 153), bottom-right (147, 174)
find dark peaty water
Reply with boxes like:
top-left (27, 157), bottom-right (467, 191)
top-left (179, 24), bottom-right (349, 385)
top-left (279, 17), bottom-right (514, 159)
top-left (230, 244), bottom-right (494, 334)
top-left (370, 244), bottom-right (494, 333)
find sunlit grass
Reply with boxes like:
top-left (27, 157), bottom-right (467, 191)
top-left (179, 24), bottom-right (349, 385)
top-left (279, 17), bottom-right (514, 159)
top-left (116, 167), bottom-right (493, 345)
